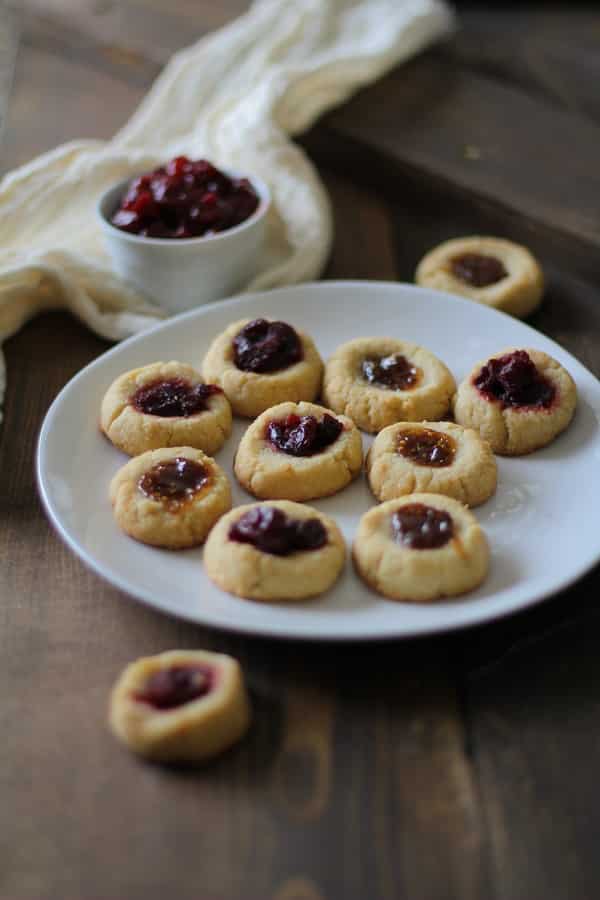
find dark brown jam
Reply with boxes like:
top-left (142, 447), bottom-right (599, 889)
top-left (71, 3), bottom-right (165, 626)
top-left (397, 427), bottom-right (456, 468)
top-left (361, 354), bottom-right (419, 390)
top-left (233, 319), bottom-right (303, 373)
top-left (135, 665), bottom-right (212, 710)
top-left (474, 350), bottom-right (555, 409)
top-left (138, 457), bottom-right (209, 505)
top-left (229, 506), bottom-right (327, 556)
top-left (451, 253), bottom-right (508, 287)
top-left (132, 378), bottom-right (222, 417)
top-left (391, 503), bottom-right (453, 550)
top-left (266, 413), bottom-right (342, 457)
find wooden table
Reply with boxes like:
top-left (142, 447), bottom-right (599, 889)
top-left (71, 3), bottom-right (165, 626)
top-left (3, 4), bottom-right (600, 899)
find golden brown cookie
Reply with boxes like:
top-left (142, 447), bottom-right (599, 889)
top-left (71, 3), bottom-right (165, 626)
top-left (202, 317), bottom-right (323, 418)
top-left (453, 348), bottom-right (577, 455)
top-left (322, 337), bottom-right (455, 434)
top-left (353, 493), bottom-right (489, 603)
top-left (234, 401), bottom-right (363, 501)
top-left (110, 446), bottom-right (231, 548)
top-left (204, 500), bottom-right (345, 602)
top-left (109, 650), bottom-right (251, 763)
top-left (101, 361), bottom-right (232, 457)
top-left (366, 421), bottom-right (497, 507)
top-left (415, 236), bottom-right (544, 318)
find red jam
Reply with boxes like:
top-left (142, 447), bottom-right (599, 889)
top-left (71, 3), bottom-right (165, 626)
top-left (138, 458), bottom-right (210, 505)
top-left (132, 378), bottom-right (221, 417)
top-left (397, 427), bottom-right (456, 467)
top-left (361, 354), bottom-right (419, 390)
top-left (229, 506), bottom-right (327, 556)
top-left (391, 503), bottom-right (453, 550)
top-left (233, 318), bottom-right (303, 373)
top-left (135, 665), bottom-right (213, 710)
top-left (451, 253), bottom-right (508, 287)
top-left (474, 350), bottom-right (555, 408)
top-left (266, 413), bottom-right (342, 457)
top-left (110, 156), bottom-right (259, 239)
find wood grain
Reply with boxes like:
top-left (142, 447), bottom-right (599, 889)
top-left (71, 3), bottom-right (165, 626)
top-left (2, 3), bottom-right (600, 899)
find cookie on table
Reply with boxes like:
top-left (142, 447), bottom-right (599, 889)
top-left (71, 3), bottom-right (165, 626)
top-left (415, 236), bottom-right (544, 318)
top-left (366, 421), bottom-right (497, 507)
top-left (101, 361), bottom-right (232, 457)
top-left (322, 337), bottom-right (455, 434)
top-left (110, 446), bottom-right (231, 548)
top-left (204, 500), bottom-right (345, 602)
top-left (353, 493), bottom-right (489, 603)
top-left (202, 317), bottom-right (323, 418)
top-left (109, 650), bottom-right (251, 763)
top-left (453, 348), bottom-right (577, 455)
top-left (234, 401), bottom-right (363, 501)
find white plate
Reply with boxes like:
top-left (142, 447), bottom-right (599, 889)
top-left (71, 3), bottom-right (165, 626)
top-left (37, 282), bottom-right (600, 641)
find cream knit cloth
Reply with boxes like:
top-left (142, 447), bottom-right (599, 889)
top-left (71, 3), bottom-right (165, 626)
top-left (0, 0), bottom-right (453, 420)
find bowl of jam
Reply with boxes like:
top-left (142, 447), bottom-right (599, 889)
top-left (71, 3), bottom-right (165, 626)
top-left (98, 156), bottom-right (270, 315)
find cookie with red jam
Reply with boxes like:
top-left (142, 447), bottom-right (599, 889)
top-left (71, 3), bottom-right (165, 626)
top-left (353, 493), bottom-right (489, 602)
top-left (367, 420), bottom-right (497, 506)
top-left (453, 348), bottom-right (577, 455)
top-left (202, 318), bottom-right (323, 418)
top-left (110, 446), bottom-right (231, 548)
top-left (101, 361), bottom-right (232, 456)
top-left (322, 337), bottom-right (455, 434)
top-left (234, 401), bottom-right (363, 501)
top-left (415, 236), bottom-right (544, 318)
top-left (109, 650), bottom-right (251, 763)
top-left (204, 500), bottom-right (345, 601)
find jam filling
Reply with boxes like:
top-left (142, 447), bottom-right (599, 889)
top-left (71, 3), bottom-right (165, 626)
top-left (474, 350), bottom-right (555, 408)
top-left (138, 458), bottom-right (210, 505)
top-left (111, 156), bottom-right (259, 239)
top-left (233, 318), bottom-right (303, 373)
top-left (135, 665), bottom-right (213, 710)
top-left (229, 506), bottom-right (327, 556)
top-left (397, 427), bottom-right (456, 467)
top-left (266, 413), bottom-right (342, 457)
top-left (132, 378), bottom-right (222, 418)
top-left (391, 503), bottom-right (453, 550)
top-left (451, 252), bottom-right (508, 287)
top-left (361, 354), bottom-right (419, 390)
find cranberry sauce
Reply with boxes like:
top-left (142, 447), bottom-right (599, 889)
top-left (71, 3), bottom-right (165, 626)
top-left (266, 413), bottom-right (342, 457)
top-left (451, 253), bottom-right (508, 287)
top-left (397, 427), bottom-right (456, 468)
top-left (138, 458), bottom-right (210, 505)
top-left (132, 378), bottom-right (221, 418)
top-left (233, 319), bottom-right (303, 373)
top-left (361, 354), bottom-right (419, 390)
top-left (391, 503), bottom-right (453, 550)
top-left (229, 506), bottom-right (327, 556)
top-left (135, 665), bottom-right (212, 710)
top-left (110, 156), bottom-right (259, 239)
top-left (474, 350), bottom-right (555, 408)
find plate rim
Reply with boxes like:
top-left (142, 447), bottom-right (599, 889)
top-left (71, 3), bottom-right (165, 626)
top-left (36, 280), bottom-right (600, 642)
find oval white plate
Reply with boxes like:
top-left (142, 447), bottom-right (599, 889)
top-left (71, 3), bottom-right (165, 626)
top-left (37, 282), bottom-right (600, 641)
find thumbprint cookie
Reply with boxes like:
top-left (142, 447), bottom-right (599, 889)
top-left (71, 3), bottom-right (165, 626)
top-left (110, 446), bottom-right (231, 548)
top-left (234, 401), bottom-right (363, 501)
top-left (204, 500), bottom-right (345, 602)
top-left (453, 348), bottom-right (576, 455)
top-left (366, 421), bottom-right (497, 506)
top-left (322, 337), bottom-right (455, 433)
top-left (415, 236), bottom-right (544, 318)
top-left (353, 493), bottom-right (489, 603)
top-left (100, 361), bottom-right (232, 456)
top-left (202, 317), bottom-right (323, 418)
top-left (109, 650), bottom-right (251, 763)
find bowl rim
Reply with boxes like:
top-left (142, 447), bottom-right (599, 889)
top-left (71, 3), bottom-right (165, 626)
top-left (96, 165), bottom-right (270, 248)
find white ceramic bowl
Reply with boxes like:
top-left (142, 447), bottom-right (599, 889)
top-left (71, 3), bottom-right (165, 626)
top-left (97, 169), bottom-right (270, 315)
